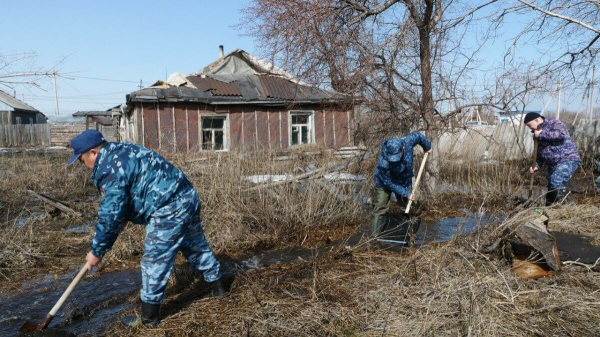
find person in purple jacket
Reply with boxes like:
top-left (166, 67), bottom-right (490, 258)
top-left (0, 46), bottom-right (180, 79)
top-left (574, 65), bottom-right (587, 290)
top-left (524, 112), bottom-right (581, 205)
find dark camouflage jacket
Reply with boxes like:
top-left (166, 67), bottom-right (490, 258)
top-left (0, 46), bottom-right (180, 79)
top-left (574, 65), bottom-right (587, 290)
top-left (90, 142), bottom-right (190, 257)
top-left (375, 132), bottom-right (432, 198)
top-left (535, 118), bottom-right (580, 168)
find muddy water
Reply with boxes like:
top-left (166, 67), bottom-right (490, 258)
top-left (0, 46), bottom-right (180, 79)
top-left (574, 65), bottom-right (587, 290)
top-left (0, 212), bottom-right (501, 336)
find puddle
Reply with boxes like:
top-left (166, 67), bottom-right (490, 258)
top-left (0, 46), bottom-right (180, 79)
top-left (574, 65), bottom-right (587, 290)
top-left (65, 221), bottom-right (96, 234)
top-left (0, 212), bottom-right (502, 336)
top-left (15, 216), bottom-right (33, 228)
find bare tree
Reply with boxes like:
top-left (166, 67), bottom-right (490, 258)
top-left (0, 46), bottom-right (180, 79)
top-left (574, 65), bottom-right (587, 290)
top-left (0, 52), bottom-right (62, 92)
top-left (499, 0), bottom-right (600, 85)
top-left (241, 0), bottom-right (541, 192)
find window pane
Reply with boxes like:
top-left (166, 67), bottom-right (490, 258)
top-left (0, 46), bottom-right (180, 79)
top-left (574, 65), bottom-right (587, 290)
top-left (292, 115), bottom-right (298, 124)
top-left (214, 131), bottom-right (224, 150)
top-left (202, 130), bottom-right (213, 150)
top-left (291, 126), bottom-right (299, 145)
top-left (203, 117), bottom-right (224, 129)
top-left (296, 115), bottom-right (309, 124)
top-left (301, 126), bottom-right (308, 144)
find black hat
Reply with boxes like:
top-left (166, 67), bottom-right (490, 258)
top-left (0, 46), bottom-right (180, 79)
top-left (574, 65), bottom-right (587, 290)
top-left (524, 112), bottom-right (543, 124)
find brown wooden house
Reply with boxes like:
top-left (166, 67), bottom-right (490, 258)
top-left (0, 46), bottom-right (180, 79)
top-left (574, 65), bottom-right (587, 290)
top-left (120, 49), bottom-right (355, 152)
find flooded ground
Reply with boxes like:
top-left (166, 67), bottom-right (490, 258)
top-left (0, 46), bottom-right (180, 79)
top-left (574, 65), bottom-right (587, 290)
top-left (0, 211), bottom-right (503, 337)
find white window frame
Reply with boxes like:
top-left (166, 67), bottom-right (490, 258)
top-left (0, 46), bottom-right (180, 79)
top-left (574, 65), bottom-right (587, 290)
top-left (15, 116), bottom-right (21, 125)
top-left (288, 110), bottom-right (315, 146)
top-left (200, 115), bottom-right (229, 151)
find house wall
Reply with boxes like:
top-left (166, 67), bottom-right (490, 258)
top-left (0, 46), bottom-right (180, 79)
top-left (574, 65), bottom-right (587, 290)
top-left (0, 110), bottom-right (46, 125)
top-left (132, 102), bottom-right (353, 153)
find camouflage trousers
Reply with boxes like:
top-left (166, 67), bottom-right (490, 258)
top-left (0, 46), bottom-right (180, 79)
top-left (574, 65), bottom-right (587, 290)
top-left (141, 188), bottom-right (221, 305)
top-left (547, 161), bottom-right (579, 191)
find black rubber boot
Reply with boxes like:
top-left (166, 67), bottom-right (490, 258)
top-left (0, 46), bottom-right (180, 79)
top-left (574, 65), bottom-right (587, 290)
top-left (121, 302), bottom-right (160, 327)
top-left (545, 189), bottom-right (558, 206)
top-left (555, 188), bottom-right (569, 204)
top-left (209, 278), bottom-right (226, 297)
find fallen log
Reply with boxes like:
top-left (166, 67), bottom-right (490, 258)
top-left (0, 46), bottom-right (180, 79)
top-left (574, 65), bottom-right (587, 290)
top-left (27, 190), bottom-right (81, 217)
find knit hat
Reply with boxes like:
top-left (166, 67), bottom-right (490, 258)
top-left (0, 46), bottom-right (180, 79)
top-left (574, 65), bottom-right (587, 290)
top-left (524, 112), bottom-right (543, 124)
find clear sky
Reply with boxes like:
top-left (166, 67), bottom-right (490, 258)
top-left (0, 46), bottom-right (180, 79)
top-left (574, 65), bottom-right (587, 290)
top-left (1, 1), bottom-right (595, 121)
top-left (1, 0), bottom-right (255, 119)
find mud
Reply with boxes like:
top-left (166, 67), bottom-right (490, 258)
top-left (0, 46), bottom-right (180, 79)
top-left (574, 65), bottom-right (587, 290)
top-left (0, 212), bottom-right (503, 336)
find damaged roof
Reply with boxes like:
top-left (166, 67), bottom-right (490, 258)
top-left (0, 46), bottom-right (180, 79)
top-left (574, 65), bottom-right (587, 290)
top-left (0, 90), bottom-right (40, 113)
top-left (127, 49), bottom-right (349, 105)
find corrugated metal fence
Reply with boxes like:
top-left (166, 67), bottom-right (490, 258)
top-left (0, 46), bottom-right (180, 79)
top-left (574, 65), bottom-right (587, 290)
top-left (0, 124), bottom-right (51, 147)
top-left (438, 120), bottom-right (600, 162)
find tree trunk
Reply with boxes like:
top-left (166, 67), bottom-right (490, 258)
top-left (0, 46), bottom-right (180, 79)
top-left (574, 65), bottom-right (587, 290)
top-left (418, 22), bottom-right (440, 195)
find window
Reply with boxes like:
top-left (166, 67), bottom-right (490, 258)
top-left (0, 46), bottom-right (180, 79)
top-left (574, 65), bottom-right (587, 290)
top-left (290, 111), bottom-right (314, 146)
top-left (201, 116), bottom-right (227, 150)
top-left (15, 117), bottom-right (21, 125)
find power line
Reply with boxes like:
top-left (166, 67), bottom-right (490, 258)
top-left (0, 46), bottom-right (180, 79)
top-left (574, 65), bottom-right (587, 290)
top-left (58, 77), bottom-right (109, 109)
top-left (64, 75), bottom-right (147, 84)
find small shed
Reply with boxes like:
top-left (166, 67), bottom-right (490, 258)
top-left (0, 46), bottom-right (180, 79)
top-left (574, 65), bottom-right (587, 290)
top-left (121, 49), bottom-right (356, 152)
top-left (72, 106), bottom-right (122, 141)
top-left (0, 90), bottom-right (47, 125)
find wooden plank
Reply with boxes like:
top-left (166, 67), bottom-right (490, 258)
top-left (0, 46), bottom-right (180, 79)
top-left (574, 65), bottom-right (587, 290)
top-left (27, 189), bottom-right (82, 217)
top-left (245, 150), bottom-right (375, 192)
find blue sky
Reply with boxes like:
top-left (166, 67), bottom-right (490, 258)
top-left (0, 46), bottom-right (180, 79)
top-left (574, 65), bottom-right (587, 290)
top-left (2, 0), bottom-right (255, 118)
top-left (1, 1), bottom-right (595, 120)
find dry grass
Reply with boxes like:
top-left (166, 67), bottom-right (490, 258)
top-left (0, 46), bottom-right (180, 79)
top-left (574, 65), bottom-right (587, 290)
top-left (0, 149), bottom-right (371, 280)
top-left (108, 205), bottom-right (600, 337)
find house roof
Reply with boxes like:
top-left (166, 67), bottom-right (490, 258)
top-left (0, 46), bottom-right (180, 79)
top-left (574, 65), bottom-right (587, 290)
top-left (73, 104), bottom-right (123, 117)
top-left (127, 49), bottom-right (349, 105)
top-left (0, 90), bottom-right (40, 113)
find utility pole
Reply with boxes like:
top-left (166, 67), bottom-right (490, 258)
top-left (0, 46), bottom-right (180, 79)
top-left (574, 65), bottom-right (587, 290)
top-left (556, 78), bottom-right (562, 120)
top-left (589, 66), bottom-right (595, 121)
top-left (139, 80), bottom-right (143, 90)
top-left (53, 72), bottom-right (60, 116)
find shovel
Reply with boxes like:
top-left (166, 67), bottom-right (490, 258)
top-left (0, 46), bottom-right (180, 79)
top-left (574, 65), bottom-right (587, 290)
top-left (514, 138), bottom-right (539, 207)
top-left (20, 263), bottom-right (89, 332)
top-left (528, 138), bottom-right (539, 199)
top-left (405, 151), bottom-right (429, 214)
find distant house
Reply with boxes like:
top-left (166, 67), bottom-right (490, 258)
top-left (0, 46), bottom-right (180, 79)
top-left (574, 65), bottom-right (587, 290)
top-left (119, 48), bottom-right (355, 152)
top-left (496, 110), bottom-right (540, 125)
top-left (0, 90), bottom-right (47, 125)
top-left (72, 105), bottom-right (122, 141)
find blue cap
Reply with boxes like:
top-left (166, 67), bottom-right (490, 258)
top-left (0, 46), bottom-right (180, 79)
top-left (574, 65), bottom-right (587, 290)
top-left (68, 130), bottom-right (106, 165)
top-left (385, 139), bottom-right (405, 163)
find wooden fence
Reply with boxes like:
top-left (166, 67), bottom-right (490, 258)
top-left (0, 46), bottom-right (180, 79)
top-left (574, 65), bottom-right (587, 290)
top-left (0, 124), bottom-right (51, 147)
top-left (0, 123), bottom-right (87, 148)
top-left (50, 123), bottom-right (86, 146)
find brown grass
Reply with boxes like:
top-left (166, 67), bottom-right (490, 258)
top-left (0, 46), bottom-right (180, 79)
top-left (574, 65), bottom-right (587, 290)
top-left (108, 206), bottom-right (600, 336)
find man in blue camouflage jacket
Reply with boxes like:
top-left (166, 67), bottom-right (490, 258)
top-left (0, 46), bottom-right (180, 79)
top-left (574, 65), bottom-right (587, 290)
top-left (524, 112), bottom-right (581, 205)
top-left (372, 132), bottom-right (432, 236)
top-left (68, 130), bottom-right (224, 327)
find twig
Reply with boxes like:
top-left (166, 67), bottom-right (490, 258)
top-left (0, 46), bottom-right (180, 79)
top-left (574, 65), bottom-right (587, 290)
top-left (563, 257), bottom-right (600, 271)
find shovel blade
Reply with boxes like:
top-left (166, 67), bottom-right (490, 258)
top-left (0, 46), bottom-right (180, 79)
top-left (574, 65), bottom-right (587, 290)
top-left (20, 314), bottom-right (53, 332)
top-left (19, 321), bottom-right (43, 332)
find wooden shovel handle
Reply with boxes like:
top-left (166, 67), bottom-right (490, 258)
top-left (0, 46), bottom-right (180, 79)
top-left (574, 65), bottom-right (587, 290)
top-left (405, 152), bottom-right (429, 214)
top-left (529, 138), bottom-right (539, 199)
top-left (48, 263), bottom-right (89, 316)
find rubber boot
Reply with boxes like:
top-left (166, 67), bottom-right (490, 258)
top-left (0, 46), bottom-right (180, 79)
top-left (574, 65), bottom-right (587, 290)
top-left (121, 302), bottom-right (160, 327)
top-left (371, 216), bottom-right (382, 237)
top-left (555, 188), bottom-right (569, 204)
top-left (209, 278), bottom-right (226, 297)
top-left (545, 189), bottom-right (558, 206)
